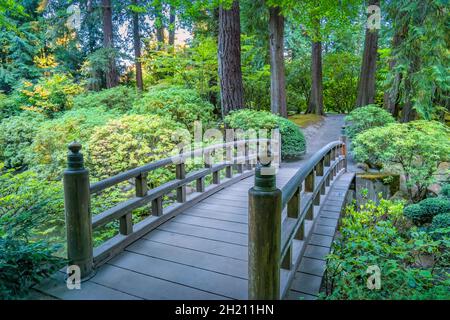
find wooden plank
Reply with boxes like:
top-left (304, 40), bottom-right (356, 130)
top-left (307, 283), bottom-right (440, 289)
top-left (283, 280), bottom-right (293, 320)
top-left (35, 271), bottom-right (142, 300)
top-left (173, 215), bottom-right (248, 234)
top-left (108, 251), bottom-right (247, 299)
top-left (127, 239), bottom-right (248, 279)
top-left (183, 209), bottom-right (248, 224)
top-left (93, 263), bottom-right (227, 300)
top-left (201, 198), bottom-right (248, 208)
top-left (143, 230), bottom-right (248, 260)
top-left (157, 221), bottom-right (247, 246)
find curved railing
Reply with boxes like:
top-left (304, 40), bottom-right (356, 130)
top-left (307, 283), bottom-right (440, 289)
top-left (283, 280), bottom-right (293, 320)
top-left (63, 137), bottom-right (280, 278)
top-left (248, 139), bottom-right (347, 299)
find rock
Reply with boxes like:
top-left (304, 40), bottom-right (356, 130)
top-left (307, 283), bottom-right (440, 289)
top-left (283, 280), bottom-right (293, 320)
top-left (356, 162), bottom-right (369, 172)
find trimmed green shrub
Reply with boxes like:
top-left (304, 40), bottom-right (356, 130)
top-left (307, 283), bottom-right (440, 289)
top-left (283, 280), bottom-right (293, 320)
top-left (345, 105), bottom-right (395, 139)
top-left (224, 109), bottom-right (306, 160)
top-left (133, 86), bottom-right (215, 129)
top-left (440, 184), bottom-right (450, 198)
top-left (430, 213), bottom-right (450, 231)
top-left (28, 107), bottom-right (117, 179)
top-left (87, 114), bottom-right (185, 181)
top-left (404, 197), bottom-right (450, 225)
top-left (0, 112), bottom-right (45, 169)
top-left (352, 121), bottom-right (450, 202)
top-left (73, 86), bottom-right (137, 113)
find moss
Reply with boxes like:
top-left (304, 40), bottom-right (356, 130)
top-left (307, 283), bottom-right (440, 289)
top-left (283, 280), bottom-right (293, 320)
top-left (288, 114), bottom-right (324, 128)
top-left (357, 173), bottom-right (400, 195)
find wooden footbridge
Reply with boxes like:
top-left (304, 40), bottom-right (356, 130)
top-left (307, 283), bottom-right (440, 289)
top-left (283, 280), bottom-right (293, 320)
top-left (37, 137), bottom-right (354, 300)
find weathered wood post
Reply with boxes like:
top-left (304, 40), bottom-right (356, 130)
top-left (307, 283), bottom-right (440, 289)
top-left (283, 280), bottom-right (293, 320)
top-left (248, 163), bottom-right (282, 300)
top-left (341, 126), bottom-right (348, 172)
top-left (64, 142), bottom-right (93, 279)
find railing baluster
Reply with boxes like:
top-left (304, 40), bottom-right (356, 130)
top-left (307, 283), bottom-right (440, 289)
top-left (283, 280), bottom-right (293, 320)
top-left (295, 221), bottom-right (305, 240)
top-left (176, 162), bottom-right (186, 202)
top-left (306, 204), bottom-right (314, 220)
top-left (287, 186), bottom-right (301, 219)
top-left (119, 213), bottom-right (133, 235)
top-left (152, 197), bottom-right (163, 216)
top-left (225, 165), bottom-right (232, 178)
top-left (281, 244), bottom-right (293, 270)
top-left (196, 177), bottom-right (205, 192)
top-left (305, 170), bottom-right (315, 193)
top-left (135, 173), bottom-right (148, 197)
top-left (213, 170), bottom-right (220, 184)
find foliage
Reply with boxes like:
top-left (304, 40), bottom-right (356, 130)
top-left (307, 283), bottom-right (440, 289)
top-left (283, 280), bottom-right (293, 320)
top-left (17, 74), bottom-right (84, 116)
top-left (288, 114), bottom-right (323, 128)
top-left (440, 184), bottom-right (450, 198)
top-left (345, 105), bottom-right (395, 139)
top-left (386, 0), bottom-right (449, 120)
top-left (0, 237), bottom-right (63, 299)
top-left (352, 121), bottom-right (450, 201)
top-left (0, 111), bottom-right (45, 169)
top-left (224, 109), bottom-right (306, 160)
top-left (133, 85), bottom-right (215, 129)
top-left (323, 52), bottom-right (360, 113)
top-left (87, 114), bottom-right (184, 181)
top-left (322, 198), bottom-right (450, 300)
top-left (28, 107), bottom-right (118, 179)
top-left (73, 86), bottom-right (137, 113)
top-left (429, 213), bottom-right (450, 240)
top-left (404, 197), bottom-right (450, 226)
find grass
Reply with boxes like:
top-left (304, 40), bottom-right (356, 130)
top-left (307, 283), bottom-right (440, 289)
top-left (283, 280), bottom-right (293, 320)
top-left (288, 114), bottom-right (324, 128)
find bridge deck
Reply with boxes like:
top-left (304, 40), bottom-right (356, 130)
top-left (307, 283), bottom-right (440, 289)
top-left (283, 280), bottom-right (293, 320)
top-left (38, 167), bottom-right (353, 300)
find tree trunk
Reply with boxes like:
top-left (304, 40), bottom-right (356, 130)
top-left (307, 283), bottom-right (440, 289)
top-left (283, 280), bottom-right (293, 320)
top-left (306, 40), bottom-right (324, 115)
top-left (155, 4), bottom-right (165, 50)
top-left (168, 5), bottom-right (176, 47)
top-left (102, 0), bottom-right (118, 88)
top-left (269, 6), bottom-right (287, 118)
top-left (132, 0), bottom-right (143, 91)
top-left (218, 0), bottom-right (245, 117)
top-left (355, 0), bottom-right (380, 107)
top-left (384, 33), bottom-right (402, 118)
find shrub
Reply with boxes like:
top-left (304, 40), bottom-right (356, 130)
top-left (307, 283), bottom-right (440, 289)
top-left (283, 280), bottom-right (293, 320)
top-left (87, 114), bottom-right (185, 181)
top-left (429, 213), bottom-right (450, 239)
top-left (0, 112), bottom-right (45, 169)
top-left (73, 86), bottom-right (137, 113)
top-left (440, 184), bottom-right (450, 198)
top-left (345, 105), bottom-right (395, 139)
top-left (224, 109), bottom-right (306, 160)
top-left (133, 86), bottom-right (215, 129)
top-left (28, 107), bottom-right (117, 179)
top-left (18, 74), bottom-right (84, 117)
top-left (404, 197), bottom-right (450, 225)
top-left (0, 92), bottom-right (21, 120)
top-left (0, 237), bottom-right (63, 299)
top-left (322, 199), bottom-right (450, 300)
top-left (352, 121), bottom-right (450, 201)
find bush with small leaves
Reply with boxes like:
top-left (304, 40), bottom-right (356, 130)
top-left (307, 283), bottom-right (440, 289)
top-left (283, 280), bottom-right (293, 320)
top-left (87, 114), bottom-right (185, 182)
top-left (224, 109), bottom-right (306, 160)
top-left (345, 105), bottom-right (395, 139)
top-left (133, 86), bottom-right (215, 129)
top-left (73, 86), bottom-right (137, 113)
top-left (404, 197), bottom-right (450, 225)
top-left (440, 184), bottom-right (450, 198)
top-left (0, 112), bottom-right (45, 169)
top-left (429, 213), bottom-right (450, 239)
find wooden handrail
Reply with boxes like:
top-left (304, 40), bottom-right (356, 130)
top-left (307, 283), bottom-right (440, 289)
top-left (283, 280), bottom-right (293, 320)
top-left (63, 137), bottom-right (280, 272)
top-left (248, 139), bottom-right (347, 299)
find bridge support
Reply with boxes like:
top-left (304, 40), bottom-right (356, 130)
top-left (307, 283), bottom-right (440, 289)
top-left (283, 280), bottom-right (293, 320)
top-left (248, 164), bottom-right (282, 300)
top-left (63, 142), bottom-right (93, 280)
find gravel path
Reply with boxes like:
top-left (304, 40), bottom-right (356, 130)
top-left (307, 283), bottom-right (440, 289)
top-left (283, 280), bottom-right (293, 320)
top-left (283, 114), bottom-right (346, 168)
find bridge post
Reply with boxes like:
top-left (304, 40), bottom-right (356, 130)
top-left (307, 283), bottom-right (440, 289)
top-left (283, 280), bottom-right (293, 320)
top-left (248, 163), bottom-right (282, 300)
top-left (63, 142), bottom-right (93, 280)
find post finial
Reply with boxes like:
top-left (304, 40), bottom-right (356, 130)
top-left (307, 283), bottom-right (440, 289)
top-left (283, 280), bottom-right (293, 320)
top-left (67, 141), bottom-right (84, 171)
top-left (254, 162), bottom-right (276, 191)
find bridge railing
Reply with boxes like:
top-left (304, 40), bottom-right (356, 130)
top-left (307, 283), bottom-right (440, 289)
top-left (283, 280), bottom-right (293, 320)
top-left (64, 137), bottom-right (280, 279)
top-left (248, 139), bottom-right (347, 299)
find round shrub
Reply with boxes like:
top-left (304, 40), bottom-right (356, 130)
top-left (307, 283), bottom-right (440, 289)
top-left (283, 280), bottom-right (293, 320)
top-left (345, 105), bottom-right (395, 139)
top-left (28, 107), bottom-right (118, 179)
top-left (73, 86), bottom-right (137, 113)
top-left (87, 114), bottom-right (185, 181)
top-left (0, 112), bottom-right (45, 169)
top-left (224, 109), bottom-right (306, 160)
top-left (404, 197), bottom-right (450, 225)
top-left (440, 184), bottom-right (450, 198)
top-left (429, 213), bottom-right (450, 238)
top-left (133, 86), bottom-right (215, 129)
